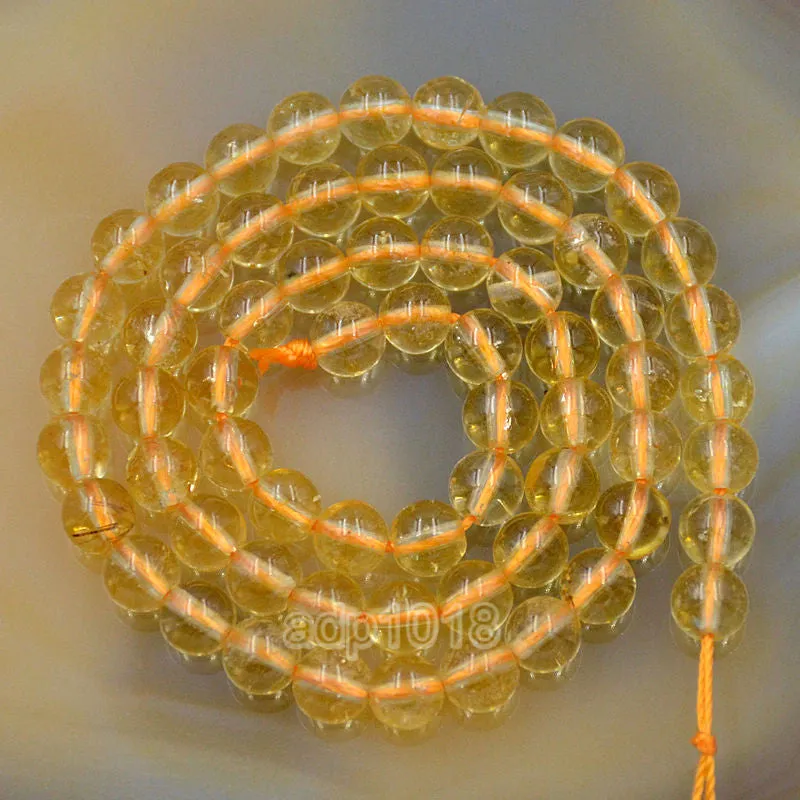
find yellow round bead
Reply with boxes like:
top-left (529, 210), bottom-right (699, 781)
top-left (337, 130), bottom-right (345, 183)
top-left (167, 493), bottom-right (246, 573)
top-left (91, 208), bottom-right (166, 284)
top-left (62, 478), bottom-right (135, 558)
top-left (123, 298), bottom-right (198, 370)
top-left (51, 271), bottom-right (126, 346)
top-left (445, 309), bottom-right (522, 384)
top-left (487, 246), bottom-right (562, 324)
top-left (249, 468), bottom-right (321, 544)
top-left (310, 300), bottom-right (386, 377)
top-left (314, 500), bottom-right (388, 575)
top-left (683, 421), bottom-right (758, 493)
top-left (680, 354), bottom-right (754, 423)
top-left (590, 275), bottom-right (664, 347)
top-left (665, 284), bottom-right (741, 359)
top-left (553, 213), bottom-right (629, 288)
top-left (37, 414), bottom-right (110, 490)
top-left (215, 192), bottom-right (294, 269)
top-left (356, 144), bottom-right (429, 218)
top-left (641, 217), bottom-right (717, 293)
top-left (184, 346), bottom-right (259, 419)
top-left (412, 76), bottom-right (484, 150)
top-left (539, 378), bottom-right (613, 451)
top-left (347, 216), bottom-right (418, 291)
top-left (609, 411), bottom-right (682, 483)
top-left (430, 146), bottom-right (501, 219)
top-left (288, 162), bottom-right (361, 238)
top-left (339, 75), bottom-right (412, 150)
top-left (204, 122), bottom-right (278, 197)
top-left (605, 162), bottom-right (680, 238)
top-left (268, 91), bottom-right (341, 165)
top-left (368, 580), bottom-right (436, 655)
top-left (493, 513), bottom-right (568, 589)
top-left (441, 642), bottom-right (519, 715)
top-left (279, 238), bottom-right (350, 313)
top-left (390, 500), bottom-right (467, 577)
top-left (462, 379), bottom-right (539, 452)
top-left (605, 340), bottom-right (679, 412)
top-left (549, 118), bottom-right (625, 193)
top-left (145, 162), bottom-right (219, 237)
top-left (525, 311), bottom-right (600, 384)
top-left (380, 282), bottom-right (453, 355)
top-left (449, 450), bottom-right (524, 526)
top-left (595, 481), bottom-right (671, 559)
top-left (479, 91), bottom-right (555, 168)
top-left (217, 279), bottom-right (294, 349)
top-left (498, 170), bottom-right (574, 245)
top-left (437, 559), bottom-right (513, 636)
top-left (680, 493), bottom-right (755, 567)
top-left (421, 216), bottom-right (493, 291)
top-left (671, 564), bottom-right (748, 642)
top-left (370, 655), bottom-right (444, 732)
top-left (40, 342), bottom-right (111, 415)
top-left (525, 447), bottom-right (599, 523)
top-left (226, 540), bottom-right (302, 616)
top-left (159, 237), bottom-right (234, 312)
top-left (126, 437), bottom-right (197, 511)
top-left (112, 367), bottom-right (185, 438)
top-left (223, 616), bottom-right (293, 696)
top-left (199, 417), bottom-right (273, 492)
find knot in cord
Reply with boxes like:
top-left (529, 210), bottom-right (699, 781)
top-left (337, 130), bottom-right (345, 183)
top-left (250, 339), bottom-right (318, 374)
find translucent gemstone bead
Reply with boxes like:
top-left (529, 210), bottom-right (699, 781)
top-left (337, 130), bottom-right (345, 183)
top-left (288, 162), bottom-right (360, 238)
top-left (314, 500), bottom-right (388, 575)
top-left (609, 411), bottom-right (682, 483)
top-left (605, 162), bottom-right (681, 238)
top-left (379, 282), bottom-right (452, 355)
top-left (430, 147), bottom-right (501, 219)
top-left (226, 540), bottom-right (302, 616)
top-left (356, 144), bottom-right (429, 218)
top-left (553, 213), bottom-right (629, 288)
top-left (249, 468), bottom-right (321, 544)
top-left (590, 275), bottom-right (664, 347)
top-left (158, 237), bottom-right (234, 312)
top-left (160, 582), bottom-right (236, 660)
top-left (347, 216), bottom-right (418, 291)
top-left (223, 617), bottom-right (293, 696)
top-left (641, 218), bottom-right (717, 293)
top-left (479, 91), bottom-right (555, 168)
top-left (50, 271), bottom-right (125, 346)
top-left (215, 193), bottom-right (294, 269)
top-left (680, 354), bottom-right (754, 423)
top-left (184, 346), bottom-right (259, 419)
top-left (126, 437), bottom-right (197, 511)
top-left (595, 481), bottom-right (671, 559)
top-left (368, 580), bottom-right (437, 655)
top-left (462, 379), bottom-right (539, 452)
top-left (199, 417), bottom-right (273, 492)
top-left (539, 378), bottom-right (613, 451)
top-left (339, 75), bottom-right (412, 150)
top-left (504, 596), bottom-right (581, 676)
top-left (549, 118), bottom-right (625, 193)
top-left (40, 342), bottom-right (110, 415)
top-left (493, 513), bottom-right (569, 588)
top-left (370, 655), bottom-right (444, 732)
top-left (412, 76), bottom-right (484, 150)
top-left (437, 560), bottom-right (513, 635)
top-left (680, 493), bottom-right (756, 567)
top-left (497, 170), bottom-right (574, 245)
top-left (390, 500), bottom-right (467, 577)
top-left (267, 91), bottom-right (341, 165)
top-left (444, 309), bottom-right (522, 384)
top-left (525, 311), bottom-right (600, 384)
top-left (665, 285), bottom-right (741, 359)
top-left (441, 642), bottom-right (520, 715)
top-left (112, 368), bottom-right (184, 438)
top-left (204, 122), bottom-right (278, 197)
top-left (310, 301), bottom-right (386, 377)
top-left (525, 447), bottom-right (600, 523)
top-left (420, 216), bottom-right (493, 291)
top-left (279, 238), bottom-right (350, 313)
top-left (123, 298), bottom-right (198, 370)
top-left (37, 414), bottom-right (110, 490)
top-left (487, 246), bottom-right (562, 324)
top-left (103, 534), bottom-right (181, 614)
top-left (91, 208), bottom-right (166, 284)
top-left (145, 162), bottom-right (220, 237)
top-left (217, 280), bottom-right (293, 349)
top-left (293, 647), bottom-right (371, 724)
top-left (671, 564), bottom-right (748, 641)
top-left (449, 450), bottom-right (524, 526)
top-left (683, 421), bottom-right (758, 493)
top-left (605, 340), bottom-right (679, 412)
top-left (167, 494), bottom-right (246, 573)
top-left (62, 479), bottom-right (135, 558)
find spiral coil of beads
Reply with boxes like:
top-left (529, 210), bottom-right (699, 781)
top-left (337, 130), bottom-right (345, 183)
top-left (39, 75), bottom-right (756, 796)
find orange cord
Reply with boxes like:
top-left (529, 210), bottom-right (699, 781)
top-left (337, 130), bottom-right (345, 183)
top-left (691, 634), bottom-right (717, 800)
top-left (250, 339), bottom-right (317, 374)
